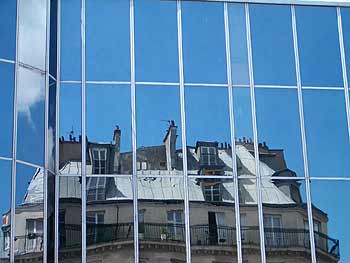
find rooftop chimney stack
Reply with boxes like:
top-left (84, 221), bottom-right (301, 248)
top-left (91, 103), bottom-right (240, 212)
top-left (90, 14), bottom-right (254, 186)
top-left (163, 120), bottom-right (177, 171)
top-left (112, 125), bottom-right (121, 173)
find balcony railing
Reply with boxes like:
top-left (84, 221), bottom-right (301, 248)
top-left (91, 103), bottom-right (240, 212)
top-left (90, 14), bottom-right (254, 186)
top-left (14, 234), bottom-right (43, 255)
top-left (56, 223), bottom-right (339, 258)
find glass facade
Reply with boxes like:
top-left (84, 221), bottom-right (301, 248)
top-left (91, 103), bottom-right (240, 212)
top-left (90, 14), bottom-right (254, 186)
top-left (0, 1), bottom-right (350, 263)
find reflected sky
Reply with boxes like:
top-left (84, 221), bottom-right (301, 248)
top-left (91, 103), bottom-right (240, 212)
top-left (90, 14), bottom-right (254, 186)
top-left (60, 0), bottom-right (81, 81)
top-left (18, 0), bottom-right (47, 70)
top-left (296, 6), bottom-right (343, 87)
top-left (250, 4), bottom-right (296, 86)
top-left (86, 0), bottom-right (130, 81)
top-left (256, 89), bottom-right (304, 177)
top-left (0, 0), bottom-right (16, 60)
top-left (0, 62), bottom-right (14, 158)
top-left (135, 0), bottom-right (178, 82)
top-left (182, 1), bottom-right (227, 84)
top-left (311, 180), bottom-right (349, 263)
top-left (303, 90), bottom-right (350, 178)
top-left (16, 67), bottom-right (45, 166)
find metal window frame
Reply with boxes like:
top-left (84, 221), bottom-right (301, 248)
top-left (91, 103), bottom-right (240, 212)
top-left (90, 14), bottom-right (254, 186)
top-left (4, 0), bottom-right (349, 263)
top-left (180, 0), bottom-right (350, 7)
top-left (291, 5), bottom-right (317, 262)
top-left (245, 3), bottom-right (267, 263)
top-left (176, 1), bottom-right (192, 262)
top-left (223, 3), bottom-right (243, 262)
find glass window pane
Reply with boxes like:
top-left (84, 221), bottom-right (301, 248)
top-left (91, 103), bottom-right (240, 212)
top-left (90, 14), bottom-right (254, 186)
top-left (182, 1), bottom-right (227, 84)
top-left (61, 0), bottom-right (81, 81)
top-left (16, 66), bottom-right (45, 166)
top-left (18, 0), bottom-right (47, 70)
top-left (228, 3), bottom-right (249, 86)
top-left (86, 85), bottom-right (131, 175)
top-left (190, 178), bottom-right (236, 261)
top-left (48, 80), bottom-right (57, 172)
top-left (0, 160), bottom-right (12, 262)
top-left (59, 83), bottom-right (81, 175)
top-left (135, 0), bottom-right (178, 82)
top-left (86, 0), bottom-right (130, 81)
top-left (86, 176), bottom-right (134, 262)
top-left (261, 178), bottom-right (311, 262)
top-left (296, 6), bottom-right (342, 87)
top-left (233, 87), bottom-right (253, 144)
top-left (303, 90), bottom-right (350, 178)
top-left (0, 0), bottom-right (16, 60)
top-left (136, 85), bottom-right (182, 175)
top-left (255, 89), bottom-right (304, 178)
top-left (250, 4), bottom-right (296, 86)
top-left (0, 62), bottom-right (14, 158)
top-left (139, 177), bottom-right (185, 262)
top-left (49, 0), bottom-right (58, 78)
top-left (185, 86), bottom-right (230, 176)
top-left (59, 176), bottom-right (82, 261)
top-left (15, 163), bottom-right (44, 261)
top-left (239, 178), bottom-right (261, 262)
top-left (341, 8), bottom-right (350, 84)
top-left (310, 180), bottom-right (345, 262)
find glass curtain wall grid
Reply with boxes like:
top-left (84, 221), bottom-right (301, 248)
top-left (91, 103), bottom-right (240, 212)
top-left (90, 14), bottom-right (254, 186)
top-left (0, 0), bottom-right (350, 263)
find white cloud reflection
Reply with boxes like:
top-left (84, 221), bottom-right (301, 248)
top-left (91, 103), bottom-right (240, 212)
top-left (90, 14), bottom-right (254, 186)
top-left (18, 0), bottom-right (47, 70)
top-left (17, 67), bottom-right (45, 126)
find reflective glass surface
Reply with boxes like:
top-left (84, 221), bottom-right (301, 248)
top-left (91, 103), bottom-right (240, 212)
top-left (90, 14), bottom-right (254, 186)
top-left (15, 163), bottom-right (44, 262)
top-left (0, 62), bottom-right (14, 158)
top-left (296, 6), bottom-right (343, 87)
top-left (59, 176), bottom-right (82, 262)
top-left (18, 0), bottom-right (47, 70)
top-left (261, 179), bottom-right (311, 262)
top-left (341, 8), bottom-right (350, 83)
top-left (86, 85), bottom-right (131, 175)
top-left (0, 160), bottom-right (12, 262)
top-left (0, 0), bottom-right (16, 60)
top-left (86, 0), bottom-right (130, 81)
top-left (228, 3), bottom-right (249, 86)
top-left (182, 1), bottom-right (227, 84)
top-left (255, 89), bottom-right (304, 178)
top-left (250, 4), bottom-right (296, 86)
top-left (303, 90), bottom-right (350, 178)
top-left (139, 177), bottom-right (184, 262)
top-left (85, 176), bottom-right (134, 262)
top-left (135, 0), bottom-right (178, 82)
top-left (185, 86), bottom-right (231, 176)
top-left (189, 178), bottom-right (236, 262)
top-left (60, 0), bottom-right (81, 81)
top-left (233, 87), bottom-right (253, 145)
top-left (310, 180), bottom-right (346, 263)
top-left (59, 84), bottom-right (81, 175)
top-left (48, 79), bottom-right (57, 172)
top-left (16, 66), bottom-right (45, 166)
top-left (239, 178), bottom-right (261, 262)
top-left (136, 85), bottom-right (182, 175)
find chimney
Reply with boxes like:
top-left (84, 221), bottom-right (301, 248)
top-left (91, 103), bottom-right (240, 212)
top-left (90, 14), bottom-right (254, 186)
top-left (163, 120), bottom-right (177, 171)
top-left (112, 126), bottom-right (121, 173)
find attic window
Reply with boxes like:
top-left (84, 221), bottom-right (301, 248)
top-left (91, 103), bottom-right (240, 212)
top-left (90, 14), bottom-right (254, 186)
top-left (87, 177), bottom-right (106, 201)
top-left (137, 161), bottom-right (148, 170)
top-left (92, 149), bottom-right (107, 174)
top-left (204, 184), bottom-right (222, 202)
top-left (200, 146), bottom-right (217, 166)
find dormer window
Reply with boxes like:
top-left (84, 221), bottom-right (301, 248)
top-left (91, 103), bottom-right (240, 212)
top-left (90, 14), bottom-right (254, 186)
top-left (92, 149), bottom-right (107, 174)
top-left (201, 146), bottom-right (217, 166)
top-left (204, 184), bottom-right (222, 202)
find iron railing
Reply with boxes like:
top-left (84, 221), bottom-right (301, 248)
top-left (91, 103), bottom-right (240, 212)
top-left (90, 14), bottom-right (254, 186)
top-left (50, 223), bottom-right (340, 258)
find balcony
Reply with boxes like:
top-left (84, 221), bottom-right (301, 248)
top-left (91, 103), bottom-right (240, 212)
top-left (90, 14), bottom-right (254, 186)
top-left (56, 223), bottom-right (340, 258)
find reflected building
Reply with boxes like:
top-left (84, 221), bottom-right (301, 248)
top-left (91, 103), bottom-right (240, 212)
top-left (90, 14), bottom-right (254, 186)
top-left (3, 122), bottom-right (339, 263)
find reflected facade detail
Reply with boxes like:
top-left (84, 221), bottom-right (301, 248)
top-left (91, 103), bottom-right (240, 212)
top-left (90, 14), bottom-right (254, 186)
top-left (0, 1), bottom-right (349, 263)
